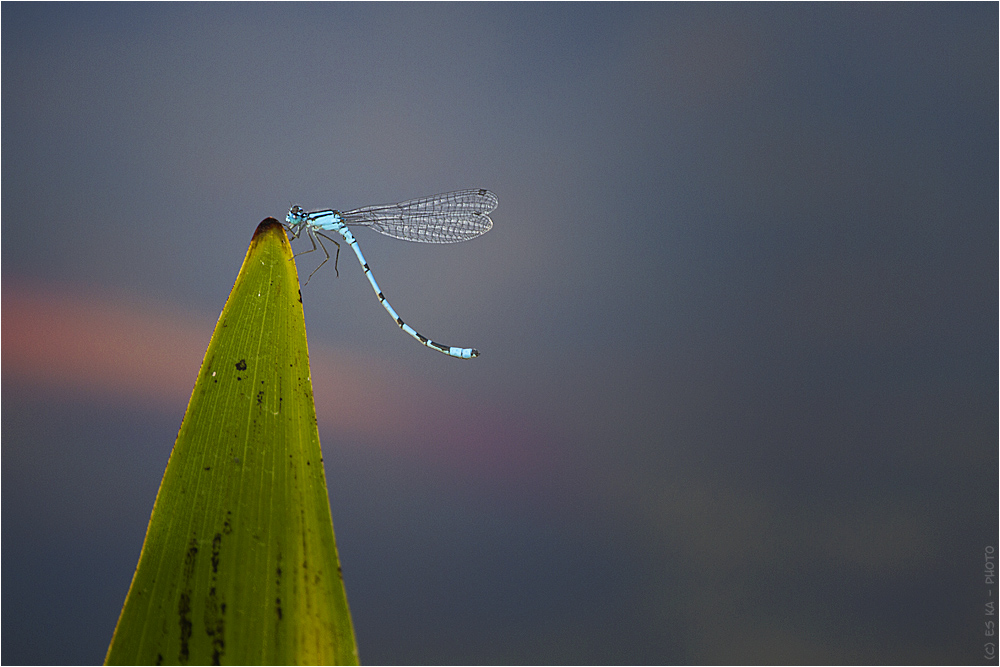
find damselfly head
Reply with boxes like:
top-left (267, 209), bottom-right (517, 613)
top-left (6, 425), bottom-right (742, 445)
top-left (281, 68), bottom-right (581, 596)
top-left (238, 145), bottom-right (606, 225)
top-left (286, 205), bottom-right (308, 227)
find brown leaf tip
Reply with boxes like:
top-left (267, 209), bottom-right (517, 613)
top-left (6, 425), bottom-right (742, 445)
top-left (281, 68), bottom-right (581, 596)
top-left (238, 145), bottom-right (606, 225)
top-left (253, 218), bottom-right (285, 240)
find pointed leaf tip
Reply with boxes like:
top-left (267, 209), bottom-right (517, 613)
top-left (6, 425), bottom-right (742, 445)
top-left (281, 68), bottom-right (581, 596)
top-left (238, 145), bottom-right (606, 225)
top-left (253, 217), bottom-right (286, 241)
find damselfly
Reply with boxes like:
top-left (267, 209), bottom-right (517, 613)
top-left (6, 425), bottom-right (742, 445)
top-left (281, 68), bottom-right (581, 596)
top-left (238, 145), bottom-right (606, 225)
top-left (284, 189), bottom-right (497, 359)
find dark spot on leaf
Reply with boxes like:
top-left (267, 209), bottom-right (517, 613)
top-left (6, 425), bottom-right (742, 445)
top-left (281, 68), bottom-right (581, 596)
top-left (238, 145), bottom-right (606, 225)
top-left (235, 359), bottom-right (247, 371)
top-left (205, 584), bottom-right (225, 665)
top-left (212, 533), bottom-right (222, 574)
top-left (178, 537), bottom-right (199, 663)
top-left (204, 466), bottom-right (211, 471)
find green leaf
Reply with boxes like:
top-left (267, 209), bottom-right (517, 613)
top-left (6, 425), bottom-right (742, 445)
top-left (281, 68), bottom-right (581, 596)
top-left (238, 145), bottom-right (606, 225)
top-left (106, 219), bottom-right (359, 665)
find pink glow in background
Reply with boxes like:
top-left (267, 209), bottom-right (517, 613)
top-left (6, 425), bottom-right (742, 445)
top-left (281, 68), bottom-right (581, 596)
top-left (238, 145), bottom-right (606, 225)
top-left (3, 281), bottom-right (562, 483)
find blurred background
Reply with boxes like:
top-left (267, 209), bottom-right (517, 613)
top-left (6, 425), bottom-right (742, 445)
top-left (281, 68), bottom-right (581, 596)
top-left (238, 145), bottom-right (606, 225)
top-left (3, 4), bottom-right (996, 664)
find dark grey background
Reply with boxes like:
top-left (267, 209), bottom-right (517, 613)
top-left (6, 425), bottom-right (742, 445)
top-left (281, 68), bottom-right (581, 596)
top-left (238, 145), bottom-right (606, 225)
top-left (3, 4), bottom-right (997, 664)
